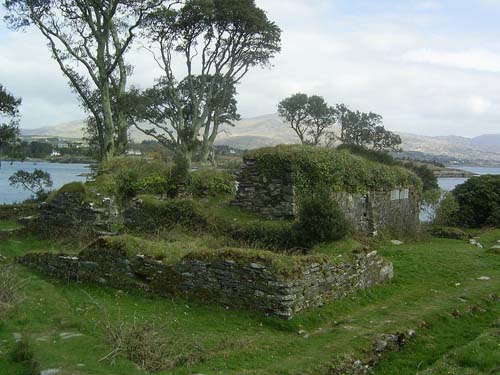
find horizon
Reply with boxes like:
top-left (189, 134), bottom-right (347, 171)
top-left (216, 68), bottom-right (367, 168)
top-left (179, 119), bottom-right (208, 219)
top-left (2, 0), bottom-right (500, 137)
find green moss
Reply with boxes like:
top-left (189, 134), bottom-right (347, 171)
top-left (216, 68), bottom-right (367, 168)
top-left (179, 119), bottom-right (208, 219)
top-left (183, 247), bottom-right (328, 278)
top-left (245, 145), bottom-right (422, 196)
top-left (57, 182), bottom-right (86, 195)
top-left (95, 234), bottom-right (194, 264)
top-left (46, 182), bottom-right (87, 203)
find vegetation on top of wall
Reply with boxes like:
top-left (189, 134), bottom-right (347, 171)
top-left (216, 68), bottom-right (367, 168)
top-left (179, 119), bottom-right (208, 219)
top-left (183, 247), bottom-right (328, 278)
top-left (338, 144), bottom-right (438, 192)
top-left (245, 145), bottom-right (422, 196)
top-left (90, 235), bottom-right (195, 264)
top-left (46, 182), bottom-right (88, 203)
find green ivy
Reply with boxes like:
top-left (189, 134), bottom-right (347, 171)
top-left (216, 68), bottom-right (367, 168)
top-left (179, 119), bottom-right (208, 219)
top-left (245, 145), bottom-right (422, 196)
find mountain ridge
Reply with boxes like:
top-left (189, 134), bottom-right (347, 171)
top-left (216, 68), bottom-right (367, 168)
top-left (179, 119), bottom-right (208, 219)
top-left (20, 114), bottom-right (500, 162)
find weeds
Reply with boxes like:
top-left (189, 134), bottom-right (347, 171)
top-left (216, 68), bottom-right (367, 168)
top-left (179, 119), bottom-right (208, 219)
top-left (0, 263), bottom-right (24, 317)
top-left (10, 336), bottom-right (41, 375)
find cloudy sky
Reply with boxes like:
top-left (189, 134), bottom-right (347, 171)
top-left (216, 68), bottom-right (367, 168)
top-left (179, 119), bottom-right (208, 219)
top-left (1, 0), bottom-right (500, 137)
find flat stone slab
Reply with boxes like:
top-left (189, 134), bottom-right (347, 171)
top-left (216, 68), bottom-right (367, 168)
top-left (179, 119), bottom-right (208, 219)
top-left (41, 369), bottom-right (61, 375)
top-left (59, 332), bottom-right (84, 340)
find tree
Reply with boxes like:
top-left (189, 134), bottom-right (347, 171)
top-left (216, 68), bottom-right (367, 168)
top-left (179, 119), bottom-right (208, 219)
top-left (277, 93), bottom-right (309, 144)
top-left (0, 84), bottom-right (22, 166)
top-left (4, 0), bottom-right (169, 162)
top-left (278, 93), bottom-right (336, 146)
top-left (132, 0), bottom-right (281, 166)
top-left (9, 169), bottom-right (53, 201)
top-left (338, 105), bottom-right (401, 152)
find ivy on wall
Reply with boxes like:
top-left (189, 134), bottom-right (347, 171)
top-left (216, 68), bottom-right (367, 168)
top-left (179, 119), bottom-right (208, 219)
top-left (245, 145), bottom-right (422, 196)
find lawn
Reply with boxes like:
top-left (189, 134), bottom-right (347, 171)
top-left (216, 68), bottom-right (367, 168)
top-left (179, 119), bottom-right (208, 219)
top-left (0, 225), bottom-right (499, 374)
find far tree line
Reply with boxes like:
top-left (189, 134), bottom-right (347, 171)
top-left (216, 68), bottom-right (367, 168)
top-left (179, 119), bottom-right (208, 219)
top-left (278, 93), bottom-right (402, 151)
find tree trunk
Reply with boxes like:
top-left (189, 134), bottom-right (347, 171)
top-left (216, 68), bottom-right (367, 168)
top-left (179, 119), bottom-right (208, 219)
top-left (100, 80), bottom-right (115, 162)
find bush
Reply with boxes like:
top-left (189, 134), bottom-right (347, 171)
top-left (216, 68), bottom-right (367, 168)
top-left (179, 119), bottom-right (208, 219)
top-left (0, 264), bottom-right (24, 318)
top-left (293, 193), bottom-right (349, 248)
top-left (102, 319), bottom-right (204, 372)
top-left (96, 158), bottom-right (174, 203)
top-left (453, 175), bottom-right (500, 227)
top-left (10, 337), bottom-right (40, 375)
top-left (434, 192), bottom-right (460, 227)
top-left (187, 169), bottom-right (236, 197)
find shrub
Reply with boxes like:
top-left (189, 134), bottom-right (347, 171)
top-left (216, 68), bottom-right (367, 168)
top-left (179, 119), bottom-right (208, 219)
top-left (187, 169), bottom-right (236, 197)
top-left (124, 195), bottom-right (207, 232)
top-left (434, 192), bottom-right (460, 227)
top-left (0, 264), bottom-right (24, 318)
top-left (10, 337), bottom-right (40, 375)
top-left (453, 175), bottom-right (500, 227)
top-left (96, 158), bottom-right (174, 203)
top-left (102, 319), bottom-right (204, 372)
top-left (293, 193), bottom-right (349, 248)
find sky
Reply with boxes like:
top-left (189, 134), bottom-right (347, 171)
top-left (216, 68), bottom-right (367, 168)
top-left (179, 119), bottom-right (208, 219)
top-left (1, 0), bottom-right (500, 137)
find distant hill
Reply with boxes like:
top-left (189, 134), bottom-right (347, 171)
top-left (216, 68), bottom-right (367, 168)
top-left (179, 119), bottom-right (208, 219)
top-left (20, 114), bottom-right (500, 163)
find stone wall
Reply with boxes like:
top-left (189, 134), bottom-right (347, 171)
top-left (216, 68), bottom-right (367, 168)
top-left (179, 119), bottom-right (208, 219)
top-left (232, 158), bottom-right (296, 219)
top-left (233, 157), bottom-right (420, 235)
top-left (0, 204), bottom-right (38, 220)
top-left (17, 241), bottom-right (393, 319)
top-left (37, 191), bottom-right (120, 233)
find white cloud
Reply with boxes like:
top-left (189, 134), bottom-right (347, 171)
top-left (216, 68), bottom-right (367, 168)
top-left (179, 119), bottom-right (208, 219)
top-left (403, 48), bottom-right (500, 73)
top-left (466, 96), bottom-right (492, 114)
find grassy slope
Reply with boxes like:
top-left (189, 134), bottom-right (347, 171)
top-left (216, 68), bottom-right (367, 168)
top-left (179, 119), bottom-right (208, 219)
top-left (0, 229), bottom-right (499, 374)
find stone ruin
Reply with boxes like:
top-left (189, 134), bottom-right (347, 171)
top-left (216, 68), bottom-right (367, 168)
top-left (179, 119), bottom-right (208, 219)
top-left (232, 155), bottom-right (420, 236)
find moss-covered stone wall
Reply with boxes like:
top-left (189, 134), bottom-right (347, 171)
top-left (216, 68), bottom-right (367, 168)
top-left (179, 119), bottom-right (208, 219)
top-left (17, 240), bottom-right (393, 319)
top-left (233, 148), bottom-right (421, 235)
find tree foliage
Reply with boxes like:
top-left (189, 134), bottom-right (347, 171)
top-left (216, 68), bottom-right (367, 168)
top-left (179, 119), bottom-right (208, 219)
top-left (0, 84), bottom-right (22, 165)
top-left (453, 175), bottom-right (500, 227)
top-left (278, 93), bottom-right (336, 146)
top-left (9, 169), bottom-right (53, 201)
top-left (4, 0), bottom-right (168, 162)
top-left (337, 104), bottom-right (401, 151)
top-left (278, 95), bottom-right (401, 152)
top-left (131, 0), bottom-right (281, 166)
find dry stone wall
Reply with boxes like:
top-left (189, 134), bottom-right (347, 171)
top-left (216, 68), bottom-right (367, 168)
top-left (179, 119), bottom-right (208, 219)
top-left (18, 242), bottom-right (393, 319)
top-left (38, 191), bottom-right (120, 233)
top-left (233, 158), bottom-right (420, 235)
top-left (232, 158), bottom-right (296, 219)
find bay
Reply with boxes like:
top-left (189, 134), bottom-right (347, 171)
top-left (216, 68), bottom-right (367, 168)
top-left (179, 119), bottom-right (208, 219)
top-left (0, 161), bottom-right (90, 204)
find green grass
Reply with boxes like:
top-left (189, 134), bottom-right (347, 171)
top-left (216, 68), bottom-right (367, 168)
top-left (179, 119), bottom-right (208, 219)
top-left (0, 224), bottom-right (499, 374)
top-left (0, 220), bottom-right (20, 230)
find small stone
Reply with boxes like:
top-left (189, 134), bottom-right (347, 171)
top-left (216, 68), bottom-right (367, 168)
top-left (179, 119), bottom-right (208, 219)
top-left (60, 332), bottom-right (83, 340)
top-left (12, 333), bottom-right (22, 342)
top-left (477, 276), bottom-right (491, 281)
top-left (41, 370), bottom-right (61, 375)
top-left (390, 240), bottom-right (403, 245)
top-left (407, 329), bottom-right (416, 338)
